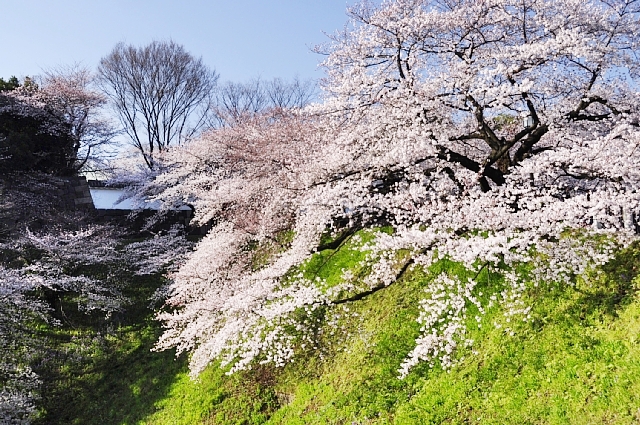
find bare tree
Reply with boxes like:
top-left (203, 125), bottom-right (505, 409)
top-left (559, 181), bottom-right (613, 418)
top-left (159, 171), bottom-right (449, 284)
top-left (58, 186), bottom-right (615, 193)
top-left (98, 41), bottom-right (218, 168)
top-left (214, 79), bottom-right (268, 125)
top-left (212, 77), bottom-right (316, 127)
top-left (265, 77), bottom-right (315, 109)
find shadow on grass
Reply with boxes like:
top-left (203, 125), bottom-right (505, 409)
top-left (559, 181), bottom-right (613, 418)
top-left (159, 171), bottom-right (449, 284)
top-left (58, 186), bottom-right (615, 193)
top-left (32, 273), bottom-right (188, 425)
top-left (567, 241), bottom-right (640, 320)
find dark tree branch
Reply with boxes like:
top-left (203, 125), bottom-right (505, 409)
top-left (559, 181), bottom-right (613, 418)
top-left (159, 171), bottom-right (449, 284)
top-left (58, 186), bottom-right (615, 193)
top-left (332, 255), bottom-right (417, 305)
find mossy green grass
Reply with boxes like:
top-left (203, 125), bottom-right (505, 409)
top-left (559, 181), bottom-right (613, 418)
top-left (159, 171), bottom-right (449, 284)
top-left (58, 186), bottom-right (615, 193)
top-left (34, 235), bottom-right (640, 424)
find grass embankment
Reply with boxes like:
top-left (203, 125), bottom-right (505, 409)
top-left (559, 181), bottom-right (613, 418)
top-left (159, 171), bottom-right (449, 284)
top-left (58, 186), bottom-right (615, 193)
top-left (37, 233), bottom-right (640, 424)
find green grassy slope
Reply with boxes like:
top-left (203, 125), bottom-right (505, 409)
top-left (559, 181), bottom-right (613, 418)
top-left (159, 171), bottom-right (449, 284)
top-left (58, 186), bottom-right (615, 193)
top-left (37, 236), bottom-right (640, 424)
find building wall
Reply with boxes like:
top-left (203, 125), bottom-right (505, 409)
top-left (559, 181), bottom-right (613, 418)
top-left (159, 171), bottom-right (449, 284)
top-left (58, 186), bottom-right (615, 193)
top-left (51, 176), bottom-right (95, 211)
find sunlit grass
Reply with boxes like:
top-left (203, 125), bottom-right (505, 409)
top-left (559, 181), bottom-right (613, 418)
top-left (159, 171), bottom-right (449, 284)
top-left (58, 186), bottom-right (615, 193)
top-left (32, 236), bottom-right (640, 424)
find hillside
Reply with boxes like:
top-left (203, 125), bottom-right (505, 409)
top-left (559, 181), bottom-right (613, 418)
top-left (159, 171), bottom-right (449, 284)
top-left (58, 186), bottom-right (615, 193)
top-left (34, 231), bottom-right (640, 424)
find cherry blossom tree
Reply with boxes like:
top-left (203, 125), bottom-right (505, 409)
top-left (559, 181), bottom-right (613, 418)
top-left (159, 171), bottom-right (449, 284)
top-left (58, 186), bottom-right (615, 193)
top-left (39, 66), bottom-right (117, 173)
top-left (151, 0), bottom-right (640, 378)
top-left (0, 173), bottom-right (117, 421)
top-left (316, 0), bottom-right (640, 191)
top-left (0, 79), bottom-right (75, 175)
top-left (0, 69), bottom-right (116, 175)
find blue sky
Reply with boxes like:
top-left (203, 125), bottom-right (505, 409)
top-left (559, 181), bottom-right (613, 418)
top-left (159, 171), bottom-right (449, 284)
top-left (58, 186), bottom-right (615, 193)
top-left (1, 0), bottom-right (354, 83)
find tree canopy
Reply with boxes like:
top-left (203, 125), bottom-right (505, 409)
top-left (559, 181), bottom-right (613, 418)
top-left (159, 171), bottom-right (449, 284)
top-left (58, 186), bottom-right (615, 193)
top-left (0, 76), bottom-right (19, 92)
top-left (0, 69), bottom-right (114, 176)
top-left (141, 0), bottom-right (640, 377)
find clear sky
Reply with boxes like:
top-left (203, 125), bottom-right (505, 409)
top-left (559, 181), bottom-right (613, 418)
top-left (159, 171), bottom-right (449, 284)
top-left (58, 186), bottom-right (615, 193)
top-left (1, 0), bottom-right (354, 83)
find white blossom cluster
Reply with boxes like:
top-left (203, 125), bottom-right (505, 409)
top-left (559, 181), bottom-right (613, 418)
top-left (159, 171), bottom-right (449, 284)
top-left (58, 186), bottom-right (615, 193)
top-left (399, 274), bottom-right (479, 377)
top-left (0, 364), bottom-right (40, 425)
top-left (0, 268), bottom-right (47, 423)
top-left (124, 227), bottom-right (192, 276)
